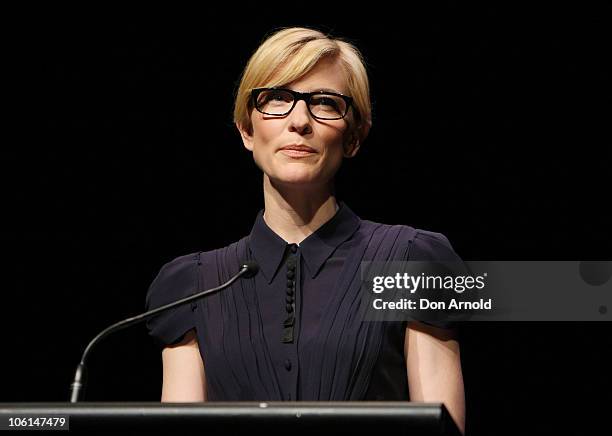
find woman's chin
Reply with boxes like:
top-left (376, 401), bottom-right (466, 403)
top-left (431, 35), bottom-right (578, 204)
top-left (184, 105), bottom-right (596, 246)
top-left (269, 170), bottom-right (324, 187)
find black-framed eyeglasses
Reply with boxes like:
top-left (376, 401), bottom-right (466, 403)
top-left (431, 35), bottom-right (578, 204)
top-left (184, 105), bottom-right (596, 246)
top-left (251, 87), bottom-right (353, 120)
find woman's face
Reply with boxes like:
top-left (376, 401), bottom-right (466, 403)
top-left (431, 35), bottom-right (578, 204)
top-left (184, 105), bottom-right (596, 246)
top-left (238, 57), bottom-right (360, 189)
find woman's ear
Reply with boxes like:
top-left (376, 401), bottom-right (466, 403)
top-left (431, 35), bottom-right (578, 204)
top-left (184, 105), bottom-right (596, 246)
top-left (236, 121), bottom-right (254, 152)
top-left (343, 131), bottom-right (361, 158)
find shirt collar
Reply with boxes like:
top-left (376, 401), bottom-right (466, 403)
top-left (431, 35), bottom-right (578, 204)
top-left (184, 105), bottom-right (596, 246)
top-left (248, 201), bottom-right (361, 283)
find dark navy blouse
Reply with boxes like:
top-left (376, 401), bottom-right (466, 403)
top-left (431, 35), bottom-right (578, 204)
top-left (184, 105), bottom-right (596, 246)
top-left (145, 202), bottom-right (462, 401)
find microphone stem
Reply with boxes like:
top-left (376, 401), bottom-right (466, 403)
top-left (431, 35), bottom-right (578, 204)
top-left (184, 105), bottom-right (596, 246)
top-left (69, 264), bottom-right (252, 402)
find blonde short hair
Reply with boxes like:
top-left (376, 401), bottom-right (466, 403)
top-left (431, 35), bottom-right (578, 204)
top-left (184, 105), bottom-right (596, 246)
top-left (233, 27), bottom-right (372, 144)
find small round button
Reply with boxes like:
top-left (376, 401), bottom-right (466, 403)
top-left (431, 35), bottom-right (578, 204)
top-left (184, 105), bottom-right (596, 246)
top-left (286, 296), bottom-right (294, 304)
top-left (286, 288), bottom-right (294, 296)
top-left (286, 304), bottom-right (294, 313)
top-left (287, 270), bottom-right (295, 279)
top-left (290, 244), bottom-right (297, 253)
top-left (287, 279), bottom-right (294, 287)
top-left (284, 359), bottom-right (292, 371)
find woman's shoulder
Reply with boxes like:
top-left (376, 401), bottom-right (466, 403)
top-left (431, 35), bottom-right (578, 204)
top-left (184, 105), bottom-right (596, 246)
top-left (410, 227), bottom-right (460, 261)
top-left (146, 237), bottom-right (249, 304)
top-left (153, 236), bottom-right (251, 276)
top-left (146, 252), bottom-right (202, 307)
top-left (159, 237), bottom-right (247, 265)
top-left (359, 219), bottom-right (459, 260)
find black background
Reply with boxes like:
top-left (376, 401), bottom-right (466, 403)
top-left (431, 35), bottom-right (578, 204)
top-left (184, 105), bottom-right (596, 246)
top-left (2, 5), bottom-right (611, 435)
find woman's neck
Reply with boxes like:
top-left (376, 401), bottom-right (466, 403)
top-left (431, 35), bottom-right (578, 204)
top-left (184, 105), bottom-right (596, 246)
top-left (262, 175), bottom-right (338, 244)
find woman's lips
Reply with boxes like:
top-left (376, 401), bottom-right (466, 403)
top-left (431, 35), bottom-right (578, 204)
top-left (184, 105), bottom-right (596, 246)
top-left (279, 149), bottom-right (316, 158)
top-left (278, 145), bottom-right (317, 158)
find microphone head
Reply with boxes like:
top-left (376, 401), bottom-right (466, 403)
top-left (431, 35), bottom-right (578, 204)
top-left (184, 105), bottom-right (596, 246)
top-left (240, 261), bottom-right (260, 278)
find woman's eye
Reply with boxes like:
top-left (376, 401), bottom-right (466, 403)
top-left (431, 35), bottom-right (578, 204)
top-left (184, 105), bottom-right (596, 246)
top-left (267, 91), bottom-right (292, 102)
top-left (313, 97), bottom-right (338, 108)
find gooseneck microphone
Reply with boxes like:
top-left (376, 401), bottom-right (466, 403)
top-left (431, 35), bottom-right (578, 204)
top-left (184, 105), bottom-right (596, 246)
top-left (69, 261), bottom-right (259, 403)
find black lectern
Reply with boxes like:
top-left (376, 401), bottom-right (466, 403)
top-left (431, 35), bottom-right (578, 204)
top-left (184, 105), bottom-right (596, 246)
top-left (0, 402), bottom-right (461, 435)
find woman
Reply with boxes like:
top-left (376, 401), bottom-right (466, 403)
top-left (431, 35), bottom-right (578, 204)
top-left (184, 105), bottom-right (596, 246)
top-left (145, 26), bottom-right (465, 434)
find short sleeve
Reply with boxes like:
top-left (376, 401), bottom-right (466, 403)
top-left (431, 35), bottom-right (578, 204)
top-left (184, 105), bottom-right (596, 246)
top-left (409, 230), bottom-right (460, 263)
top-left (406, 230), bottom-right (464, 330)
top-left (144, 253), bottom-right (199, 348)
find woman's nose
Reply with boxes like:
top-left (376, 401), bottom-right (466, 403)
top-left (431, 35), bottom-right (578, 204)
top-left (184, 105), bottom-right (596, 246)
top-left (288, 100), bottom-right (313, 133)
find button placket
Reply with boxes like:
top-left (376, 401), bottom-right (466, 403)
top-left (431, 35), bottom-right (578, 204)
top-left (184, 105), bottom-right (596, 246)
top-left (282, 244), bottom-right (298, 343)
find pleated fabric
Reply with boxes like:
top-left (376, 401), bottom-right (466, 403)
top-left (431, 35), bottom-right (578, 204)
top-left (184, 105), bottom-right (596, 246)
top-left (145, 202), bottom-right (461, 400)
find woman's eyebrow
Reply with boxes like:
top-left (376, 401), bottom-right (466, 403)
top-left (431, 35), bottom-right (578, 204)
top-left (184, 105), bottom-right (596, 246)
top-left (283, 86), bottom-right (342, 94)
top-left (312, 88), bottom-right (341, 93)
